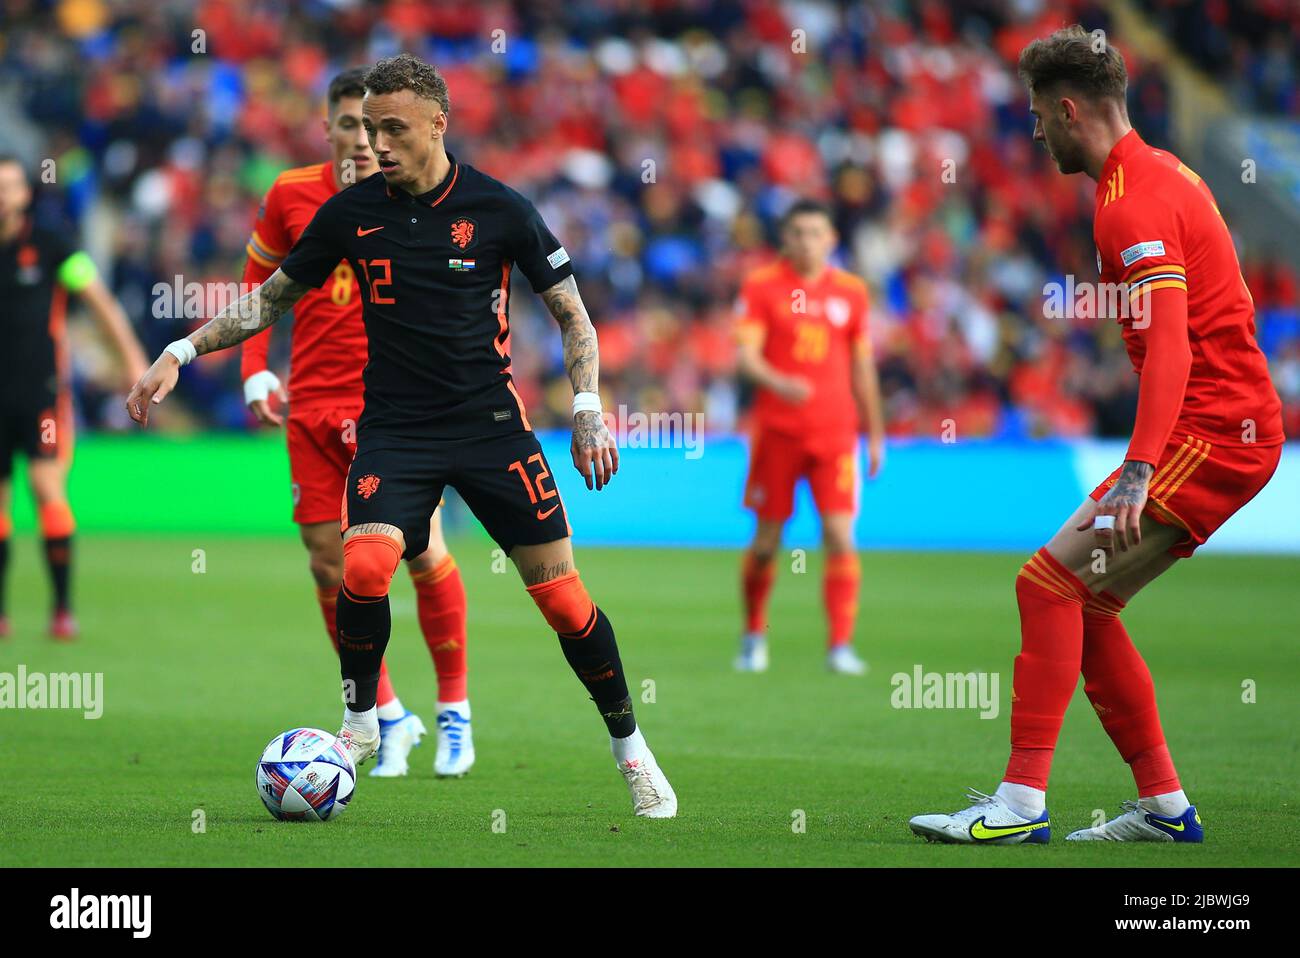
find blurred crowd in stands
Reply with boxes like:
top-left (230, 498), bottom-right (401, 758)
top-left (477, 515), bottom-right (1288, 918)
top-left (1137, 0), bottom-right (1299, 116)
top-left (2, 0), bottom-right (1298, 441)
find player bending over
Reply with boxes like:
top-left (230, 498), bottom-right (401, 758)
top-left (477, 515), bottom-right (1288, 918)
top-left (239, 69), bottom-right (473, 779)
top-left (733, 200), bottom-right (885, 675)
top-left (128, 54), bottom-right (676, 817)
top-left (909, 26), bottom-right (1283, 845)
top-left (0, 154), bottom-right (148, 640)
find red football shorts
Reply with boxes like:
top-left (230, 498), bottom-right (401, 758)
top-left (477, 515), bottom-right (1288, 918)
top-left (744, 429), bottom-right (859, 523)
top-left (1091, 432), bottom-right (1282, 557)
top-left (285, 404), bottom-right (363, 525)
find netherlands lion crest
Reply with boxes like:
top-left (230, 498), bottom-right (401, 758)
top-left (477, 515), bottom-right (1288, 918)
top-left (450, 217), bottom-right (477, 251)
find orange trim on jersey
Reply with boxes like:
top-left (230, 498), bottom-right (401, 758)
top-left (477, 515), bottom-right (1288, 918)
top-left (1128, 264), bottom-right (1185, 282)
top-left (275, 163), bottom-right (329, 185)
top-left (746, 262), bottom-right (785, 285)
top-left (1129, 279), bottom-right (1187, 302)
top-left (1176, 162), bottom-right (1201, 186)
top-left (735, 321), bottom-right (765, 345)
top-left (426, 162), bottom-right (459, 208)
top-left (828, 268), bottom-right (870, 294)
top-left (506, 378), bottom-right (532, 432)
top-left (494, 261), bottom-right (511, 358)
top-left (249, 229), bottom-right (288, 259)
top-left (493, 261), bottom-right (531, 430)
top-left (244, 243), bottom-right (282, 270)
top-left (1102, 164), bottom-right (1126, 206)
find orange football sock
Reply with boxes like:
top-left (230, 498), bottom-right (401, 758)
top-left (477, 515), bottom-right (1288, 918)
top-left (823, 552), bottom-right (860, 648)
top-left (410, 554), bottom-right (469, 702)
top-left (741, 550), bottom-right (775, 633)
top-left (1003, 549), bottom-right (1091, 791)
top-left (1082, 591), bottom-right (1181, 796)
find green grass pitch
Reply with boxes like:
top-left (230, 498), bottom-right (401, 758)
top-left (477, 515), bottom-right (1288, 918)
top-left (1, 534), bottom-right (1296, 867)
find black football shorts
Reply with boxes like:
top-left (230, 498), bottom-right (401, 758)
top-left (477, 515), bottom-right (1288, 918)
top-left (342, 430), bottom-right (572, 558)
top-left (0, 389), bottom-right (69, 479)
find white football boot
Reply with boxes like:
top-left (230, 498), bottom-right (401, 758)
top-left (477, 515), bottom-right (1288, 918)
top-left (369, 711), bottom-right (427, 778)
top-left (909, 789), bottom-right (1051, 844)
top-left (827, 644), bottom-right (868, 675)
top-left (434, 705), bottom-right (475, 778)
top-left (1066, 800), bottom-right (1204, 842)
top-left (618, 751), bottom-right (678, 818)
top-left (335, 722), bottom-right (380, 770)
top-left (734, 633), bottom-right (769, 672)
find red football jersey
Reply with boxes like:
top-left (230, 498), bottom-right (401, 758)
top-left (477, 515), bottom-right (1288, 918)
top-left (735, 259), bottom-right (869, 440)
top-left (1094, 130), bottom-right (1284, 463)
top-left (240, 162), bottom-right (366, 411)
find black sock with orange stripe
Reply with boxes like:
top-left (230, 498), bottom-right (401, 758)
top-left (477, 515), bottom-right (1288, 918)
top-left (558, 607), bottom-right (635, 738)
top-left (39, 502), bottom-right (75, 614)
top-left (336, 588), bottom-right (390, 713)
top-left (527, 572), bottom-right (635, 737)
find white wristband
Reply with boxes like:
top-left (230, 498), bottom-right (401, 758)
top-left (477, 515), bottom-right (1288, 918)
top-left (243, 370), bottom-right (283, 406)
top-left (1093, 515), bottom-right (1116, 530)
top-left (572, 391), bottom-right (602, 417)
top-left (164, 339), bottom-right (197, 367)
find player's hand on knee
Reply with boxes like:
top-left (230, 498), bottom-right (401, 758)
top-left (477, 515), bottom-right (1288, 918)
top-left (572, 409), bottom-right (618, 491)
top-left (125, 354), bottom-right (181, 427)
top-left (1082, 473), bottom-right (1149, 554)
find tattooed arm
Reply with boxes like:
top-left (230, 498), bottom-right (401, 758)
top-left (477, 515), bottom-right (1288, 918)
top-left (126, 268), bottom-right (311, 426)
top-left (540, 275), bottom-right (619, 490)
top-left (1079, 460), bottom-right (1153, 553)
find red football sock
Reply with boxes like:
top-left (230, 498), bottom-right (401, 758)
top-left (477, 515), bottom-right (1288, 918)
top-left (410, 554), bottom-right (469, 702)
top-left (1082, 591), bottom-right (1181, 796)
top-left (741, 550), bottom-right (775, 633)
top-left (823, 552), bottom-right (860, 648)
top-left (1003, 549), bottom-right (1091, 791)
top-left (318, 584), bottom-right (398, 707)
top-left (316, 585), bottom-right (340, 651)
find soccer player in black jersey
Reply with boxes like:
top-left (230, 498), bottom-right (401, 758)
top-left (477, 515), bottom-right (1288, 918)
top-left (127, 55), bottom-right (676, 817)
top-left (1, 154), bottom-right (148, 639)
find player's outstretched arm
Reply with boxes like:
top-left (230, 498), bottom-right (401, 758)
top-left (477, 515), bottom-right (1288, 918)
top-left (126, 268), bottom-right (311, 427)
top-left (540, 275), bottom-right (619, 491)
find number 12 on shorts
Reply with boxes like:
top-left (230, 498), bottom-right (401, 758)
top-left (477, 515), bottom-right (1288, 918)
top-left (508, 453), bottom-right (557, 505)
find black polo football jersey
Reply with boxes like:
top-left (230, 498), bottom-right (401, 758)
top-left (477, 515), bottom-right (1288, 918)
top-left (0, 218), bottom-right (76, 403)
top-left (279, 154), bottom-right (574, 440)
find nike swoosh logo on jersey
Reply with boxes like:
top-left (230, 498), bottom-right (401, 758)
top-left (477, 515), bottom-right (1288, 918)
top-left (968, 817), bottom-right (1049, 840)
top-left (536, 504), bottom-right (560, 521)
top-left (356, 226), bottom-right (385, 236)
